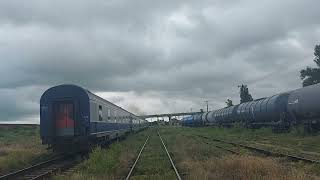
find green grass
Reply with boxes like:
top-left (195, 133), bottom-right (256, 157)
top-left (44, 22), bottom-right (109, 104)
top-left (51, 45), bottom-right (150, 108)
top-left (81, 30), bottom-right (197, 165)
top-left (55, 130), bottom-right (150, 180)
top-left (0, 126), bottom-right (51, 174)
top-left (82, 145), bottom-right (121, 175)
top-left (57, 128), bottom-right (177, 180)
top-left (158, 126), bottom-right (320, 180)
top-left (54, 126), bottom-right (320, 179)
top-left (0, 126), bottom-right (39, 143)
top-left (130, 131), bottom-right (176, 180)
top-left (179, 126), bottom-right (320, 160)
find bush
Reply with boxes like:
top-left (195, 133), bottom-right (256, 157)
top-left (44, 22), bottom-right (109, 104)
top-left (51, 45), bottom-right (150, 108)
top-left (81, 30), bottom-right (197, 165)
top-left (80, 144), bottom-right (121, 175)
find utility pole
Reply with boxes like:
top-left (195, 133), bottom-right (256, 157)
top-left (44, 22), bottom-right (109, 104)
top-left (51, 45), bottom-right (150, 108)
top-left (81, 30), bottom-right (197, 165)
top-left (204, 100), bottom-right (209, 112)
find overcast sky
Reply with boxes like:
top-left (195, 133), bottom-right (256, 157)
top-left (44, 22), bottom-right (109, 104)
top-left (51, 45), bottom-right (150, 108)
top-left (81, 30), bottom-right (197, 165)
top-left (0, 0), bottom-right (320, 123)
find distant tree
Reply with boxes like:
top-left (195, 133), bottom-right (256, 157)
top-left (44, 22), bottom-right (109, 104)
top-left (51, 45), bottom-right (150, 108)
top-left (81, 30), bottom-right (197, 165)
top-left (238, 84), bottom-right (253, 103)
top-left (300, 44), bottom-right (320, 87)
top-left (225, 99), bottom-right (233, 107)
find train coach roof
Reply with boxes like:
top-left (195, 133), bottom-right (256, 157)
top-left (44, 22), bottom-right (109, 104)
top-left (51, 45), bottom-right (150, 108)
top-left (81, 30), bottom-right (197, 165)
top-left (40, 84), bottom-right (88, 100)
top-left (41, 84), bottom-right (140, 117)
top-left (85, 89), bottom-right (138, 117)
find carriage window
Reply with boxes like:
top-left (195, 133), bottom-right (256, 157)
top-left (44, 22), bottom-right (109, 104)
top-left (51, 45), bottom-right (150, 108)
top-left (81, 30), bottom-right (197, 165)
top-left (54, 102), bottom-right (74, 129)
top-left (107, 109), bottom-right (111, 120)
top-left (99, 105), bottom-right (103, 121)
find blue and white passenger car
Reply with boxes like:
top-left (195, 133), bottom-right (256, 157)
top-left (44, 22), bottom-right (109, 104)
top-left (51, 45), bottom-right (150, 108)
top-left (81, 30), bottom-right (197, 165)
top-left (40, 84), bottom-right (148, 151)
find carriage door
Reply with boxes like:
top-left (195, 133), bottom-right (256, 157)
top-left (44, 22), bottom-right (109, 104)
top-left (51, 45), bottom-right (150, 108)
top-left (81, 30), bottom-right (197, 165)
top-left (54, 101), bottom-right (75, 136)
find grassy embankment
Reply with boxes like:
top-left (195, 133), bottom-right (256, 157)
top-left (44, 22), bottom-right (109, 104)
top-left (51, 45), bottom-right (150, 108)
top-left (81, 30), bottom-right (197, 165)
top-left (0, 125), bottom-right (51, 175)
top-left (56, 126), bottom-right (320, 180)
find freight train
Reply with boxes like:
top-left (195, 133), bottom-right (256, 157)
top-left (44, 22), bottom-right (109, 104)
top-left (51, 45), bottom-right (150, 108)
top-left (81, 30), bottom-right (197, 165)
top-left (40, 84), bottom-right (148, 151)
top-left (182, 83), bottom-right (320, 132)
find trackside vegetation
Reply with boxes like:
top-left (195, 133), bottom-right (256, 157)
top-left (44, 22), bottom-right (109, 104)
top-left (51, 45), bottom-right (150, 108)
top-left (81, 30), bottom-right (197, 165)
top-left (55, 129), bottom-right (177, 180)
top-left (54, 130), bottom-right (150, 180)
top-left (57, 126), bottom-right (320, 180)
top-left (129, 132), bottom-right (176, 179)
top-left (0, 125), bottom-right (52, 175)
top-left (184, 125), bottom-right (320, 160)
top-left (2, 126), bottom-right (319, 179)
top-left (159, 126), bottom-right (320, 180)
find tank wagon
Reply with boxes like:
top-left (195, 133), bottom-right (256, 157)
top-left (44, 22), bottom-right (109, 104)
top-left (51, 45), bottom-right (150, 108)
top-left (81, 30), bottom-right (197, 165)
top-left (181, 116), bottom-right (194, 126)
top-left (182, 83), bottom-right (320, 132)
top-left (40, 84), bottom-right (148, 151)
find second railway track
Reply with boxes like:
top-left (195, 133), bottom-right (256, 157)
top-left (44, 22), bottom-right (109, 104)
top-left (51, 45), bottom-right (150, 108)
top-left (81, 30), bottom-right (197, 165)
top-left (125, 131), bottom-right (182, 180)
top-left (0, 153), bottom-right (83, 180)
top-left (195, 134), bottom-right (320, 164)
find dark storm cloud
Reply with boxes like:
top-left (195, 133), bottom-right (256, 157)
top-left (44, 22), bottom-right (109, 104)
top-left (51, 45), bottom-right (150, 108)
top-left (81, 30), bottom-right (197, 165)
top-left (0, 86), bottom-right (45, 122)
top-left (0, 0), bottom-right (320, 122)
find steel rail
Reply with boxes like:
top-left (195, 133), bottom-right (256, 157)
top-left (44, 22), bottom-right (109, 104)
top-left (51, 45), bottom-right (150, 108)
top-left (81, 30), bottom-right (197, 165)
top-left (0, 153), bottom-right (81, 180)
top-left (125, 136), bottom-right (149, 180)
top-left (197, 135), bottom-right (320, 164)
top-left (0, 155), bottom-right (65, 180)
top-left (158, 132), bottom-right (182, 180)
top-left (183, 134), bottom-right (239, 155)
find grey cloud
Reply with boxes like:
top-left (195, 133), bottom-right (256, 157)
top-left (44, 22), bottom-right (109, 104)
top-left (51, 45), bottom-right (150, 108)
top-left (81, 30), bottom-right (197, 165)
top-left (0, 0), bottom-right (319, 122)
top-left (0, 86), bottom-right (45, 121)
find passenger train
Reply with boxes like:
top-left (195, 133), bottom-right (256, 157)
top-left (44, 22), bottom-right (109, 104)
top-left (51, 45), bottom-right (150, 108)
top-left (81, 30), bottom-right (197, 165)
top-left (182, 83), bottom-right (320, 132)
top-left (40, 84), bottom-right (148, 151)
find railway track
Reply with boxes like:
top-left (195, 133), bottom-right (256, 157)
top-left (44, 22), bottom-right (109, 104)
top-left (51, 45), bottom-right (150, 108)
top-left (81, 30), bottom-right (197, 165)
top-left (158, 132), bottom-right (182, 180)
top-left (0, 154), bottom-right (82, 180)
top-left (125, 131), bottom-right (182, 180)
top-left (183, 134), bottom-right (239, 155)
top-left (125, 136), bottom-right (149, 180)
top-left (196, 135), bottom-right (320, 164)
